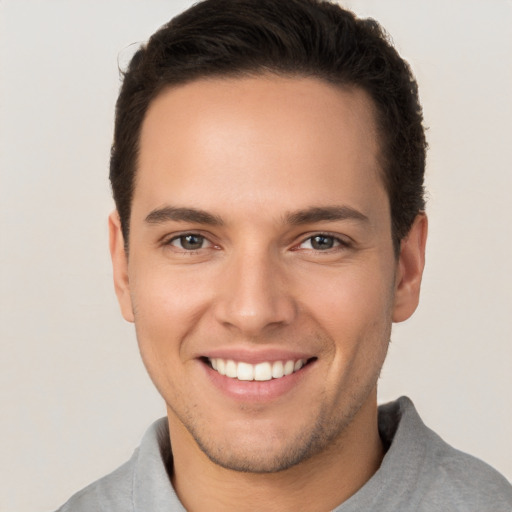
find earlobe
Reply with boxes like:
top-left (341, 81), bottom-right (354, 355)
top-left (108, 211), bottom-right (135, 323)
top-left (392, 214), bottom-right (428, 323)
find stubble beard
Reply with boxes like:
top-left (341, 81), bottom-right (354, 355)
top-left (172, 378), bottom-right (379, 474)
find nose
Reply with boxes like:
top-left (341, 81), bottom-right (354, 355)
top-left (212, 247), bottom-right (297, 336)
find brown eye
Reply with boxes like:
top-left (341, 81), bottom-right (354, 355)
top-left (170, 234), bottom-right (206, 250)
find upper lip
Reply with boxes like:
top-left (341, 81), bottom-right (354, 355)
top-left (198, 348), bottom-right (315, 364)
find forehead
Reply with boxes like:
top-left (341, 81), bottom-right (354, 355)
top-left (135, 75), bottom-right (386, 219)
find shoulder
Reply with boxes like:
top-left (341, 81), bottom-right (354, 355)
top-left (54, 417), bottom-right (173, 512)
top-left (55, 453), bottom-right (136, 512)
top-left (381, 397), bottom-right (512, 511)
top-left (418, 435), bottom-right (512, 510)
top-left (56, 449), bottom-right (138, 512)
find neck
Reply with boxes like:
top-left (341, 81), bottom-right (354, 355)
top-left (168, 389), bottom-right (384, 512)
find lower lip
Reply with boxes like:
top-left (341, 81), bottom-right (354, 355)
top-left (202, 360), bottom-right (315, 402)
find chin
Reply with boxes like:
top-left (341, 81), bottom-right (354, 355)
top-left (182, 410), bottom-right (355, 474)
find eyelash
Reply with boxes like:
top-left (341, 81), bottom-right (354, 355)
top-left (163, 232), bottom-right (351, 253)
top-left (165, 233), bottom-right (213, 252)
top-left (294, 233), bottom-right (351, 252)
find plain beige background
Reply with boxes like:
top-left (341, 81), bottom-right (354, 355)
top-left (1, 1), bottom-right (511, 510)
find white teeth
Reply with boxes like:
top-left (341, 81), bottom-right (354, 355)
top-left (237, 362), bottom-right (254, 381)
top-left (208, 358), bottom-right (307, 381)
top-left (217, 358), bottom-right (226, 376)
top-left (254, 362), bottom-right (272, 381)
top-left (284, 360), bottom-right (295, 376)
top-left (225, 359), bottom-right (237, 378)
top-left (271, 361), bottom-right (284, 379)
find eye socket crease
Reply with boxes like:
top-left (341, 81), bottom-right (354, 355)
top-left (148, 204), bottom-right (368, 255)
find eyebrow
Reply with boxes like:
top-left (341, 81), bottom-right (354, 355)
top-left (144, 204), bottom-right (368, 227)
top-left (144, 206), bottom-right (224, 226)
top-left (285, 206), bottom-right (369, 225)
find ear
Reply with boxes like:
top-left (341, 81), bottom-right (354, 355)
top-left (392, 213), bottom-right (428, 323)
top-left (109, 211), bottom-right (135, 323)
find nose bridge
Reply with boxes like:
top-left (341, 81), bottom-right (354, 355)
top-left (214, 242), bottom-right (295, 334)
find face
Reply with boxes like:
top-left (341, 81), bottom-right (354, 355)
top-left (110, 76), bottom-right (425, 473)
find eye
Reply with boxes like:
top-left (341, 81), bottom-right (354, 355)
top-left (299, 234), bottom-right (345, 251)
top-left (168, 233), bottom-right (209, 251)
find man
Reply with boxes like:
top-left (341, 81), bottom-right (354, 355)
top-left (57, 0), bottom-right (512, 510)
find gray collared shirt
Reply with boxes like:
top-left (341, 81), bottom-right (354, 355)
top-left (56, 397), bottom-right (512, 511)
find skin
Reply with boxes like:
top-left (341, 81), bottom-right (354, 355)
top-left (110, 75), bottom-right (427, 511)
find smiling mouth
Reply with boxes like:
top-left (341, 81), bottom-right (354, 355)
top-left (204, 357), bottom-right (316, 382)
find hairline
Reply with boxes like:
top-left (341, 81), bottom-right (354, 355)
top-left (125, 70), bottom-right (397, 253)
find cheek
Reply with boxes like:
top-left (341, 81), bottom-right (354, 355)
top-left (129, 269), bottom-right (212, 401)
top-left (129, 264), bottom-right (212, 355)
top-left (297, 263), bottom-right (394, 379)
top-left (300, 265), bottom-right (393, 329)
